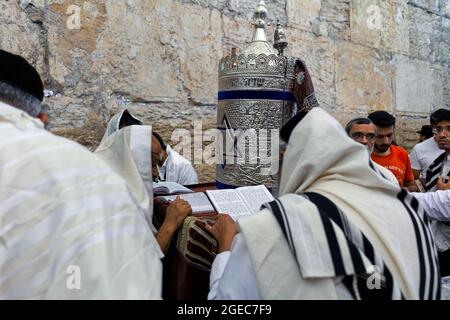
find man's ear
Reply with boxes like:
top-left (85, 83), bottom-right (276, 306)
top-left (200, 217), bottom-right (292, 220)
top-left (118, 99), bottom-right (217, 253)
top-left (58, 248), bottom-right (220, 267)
top-left (37, 112), bottom-right (49, 125)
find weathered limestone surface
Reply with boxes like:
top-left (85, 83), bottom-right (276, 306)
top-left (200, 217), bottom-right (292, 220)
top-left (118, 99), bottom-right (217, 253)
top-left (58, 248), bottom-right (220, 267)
top-left (1, 0), bottom-right (449, 182)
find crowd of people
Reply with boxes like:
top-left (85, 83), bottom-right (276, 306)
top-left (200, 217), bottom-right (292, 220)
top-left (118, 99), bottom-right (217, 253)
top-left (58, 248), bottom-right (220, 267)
top-left (0, 49), bottom-right (449, 299)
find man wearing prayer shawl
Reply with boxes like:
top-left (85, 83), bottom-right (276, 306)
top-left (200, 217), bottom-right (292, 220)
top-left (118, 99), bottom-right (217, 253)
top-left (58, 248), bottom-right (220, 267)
top-left (95, 125), bottom-right (192, 254)
top-left (0, 50), bottom-right (163, 299)
top-left (151, 131), bottom-right (199, 185)
top-left (206, 60), bottom-right (441, 300)
top-left (100, 109), bottom-right (143, 144)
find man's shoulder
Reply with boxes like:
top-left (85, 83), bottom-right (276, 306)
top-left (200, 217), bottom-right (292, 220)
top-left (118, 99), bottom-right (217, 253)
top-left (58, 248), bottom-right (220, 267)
top-left (168, 146), bottom-right (194, 166)
top-left (412, 138), bottom-right (438, 153)
top-left (391, 144), bottom-right (409, 157)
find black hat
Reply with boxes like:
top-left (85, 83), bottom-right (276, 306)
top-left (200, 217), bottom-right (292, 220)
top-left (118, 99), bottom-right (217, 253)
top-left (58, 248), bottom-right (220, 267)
top-left (0, 50), bottom-right (44, 101)
top-left (417, 125), bottom-right (432, 136)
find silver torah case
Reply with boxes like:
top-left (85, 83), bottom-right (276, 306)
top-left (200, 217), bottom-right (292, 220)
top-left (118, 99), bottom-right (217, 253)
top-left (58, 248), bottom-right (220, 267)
top-left (216, 1), bottom-right (298, 189)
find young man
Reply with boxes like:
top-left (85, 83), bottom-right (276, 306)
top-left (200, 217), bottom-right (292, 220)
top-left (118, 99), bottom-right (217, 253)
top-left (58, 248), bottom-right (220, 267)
top-left (368, 111), bottom-right (414, 189)
top-left (410, 115), bottom-right (445, 184)
top-left (425, 109), bottom-right (450, 192)
top-left (345, 117), bottom-right (398, 186)
top-left (424, 109), bottom-right (450, 278)
top-left (152, 132), bottom-right (198, 185)
top-left (99, 109), bottom-right (143, 144)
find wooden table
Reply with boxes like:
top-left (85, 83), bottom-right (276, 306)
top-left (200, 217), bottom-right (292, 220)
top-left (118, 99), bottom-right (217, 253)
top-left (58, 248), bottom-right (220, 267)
top-left (153, 182), bottom-right (218, 300)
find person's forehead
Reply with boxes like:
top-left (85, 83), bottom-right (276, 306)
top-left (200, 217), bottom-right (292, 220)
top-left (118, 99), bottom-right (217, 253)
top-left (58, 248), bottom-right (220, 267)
top-left (151, 136), bottom-right (162, 150)
top-left (376, 125), bottom-right (394, 133)
top-left (351, 123), bottom-right (376, 133)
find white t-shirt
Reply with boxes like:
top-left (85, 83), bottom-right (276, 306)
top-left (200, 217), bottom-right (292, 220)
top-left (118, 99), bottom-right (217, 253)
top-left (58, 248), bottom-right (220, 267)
top-left (158, 145), bottom-right (198, 185)
top-left (442, 155), bottom-right (450, 178)
top-left (410, 137), bottom-right (443, 178)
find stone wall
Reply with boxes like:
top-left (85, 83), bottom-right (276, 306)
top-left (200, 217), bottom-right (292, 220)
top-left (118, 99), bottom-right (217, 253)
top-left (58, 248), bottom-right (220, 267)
top-left (1, 0), bottom-right (449, 182)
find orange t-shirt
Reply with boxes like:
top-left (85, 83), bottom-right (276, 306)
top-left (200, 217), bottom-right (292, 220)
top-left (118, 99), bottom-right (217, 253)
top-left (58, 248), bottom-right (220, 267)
top-left (371, 145), bottom-right (414, 187)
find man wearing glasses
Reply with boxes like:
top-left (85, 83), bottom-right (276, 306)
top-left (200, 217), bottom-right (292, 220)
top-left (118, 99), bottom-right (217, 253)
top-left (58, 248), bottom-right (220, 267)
top-left (426, 109), bottom-right (450, 192)
top-left (423, 108), bottom-right (450, 278)
top-left (345, 117), bottom-right (399, 186)
top-left (368, 111), bottom-right (415, 189)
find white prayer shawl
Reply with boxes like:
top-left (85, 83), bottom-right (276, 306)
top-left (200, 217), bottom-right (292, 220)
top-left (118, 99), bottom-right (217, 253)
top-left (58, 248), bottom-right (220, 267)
top-left (100, 109), bottom-right (142, 145)
top-left (238, 108), bottom-right (440, 300)
top-left (95, 125), bottom-right (154, 229)
top-left (0, 102), bottom-right (163, 299)
top-left (159, 145), bottom-right (198, 185)
top-left (375, 162), bottom-right (399, 186)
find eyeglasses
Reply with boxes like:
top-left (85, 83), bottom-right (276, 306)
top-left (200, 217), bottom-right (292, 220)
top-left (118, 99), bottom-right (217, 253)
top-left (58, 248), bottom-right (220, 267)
top-left (351, 132), bottom-right (376, 141)
top-left (432, 126), bottom-right (450, 135)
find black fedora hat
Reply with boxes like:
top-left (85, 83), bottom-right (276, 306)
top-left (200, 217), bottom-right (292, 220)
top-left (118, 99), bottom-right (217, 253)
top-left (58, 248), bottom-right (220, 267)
top-left (417, 125), bottom-right (432, 136)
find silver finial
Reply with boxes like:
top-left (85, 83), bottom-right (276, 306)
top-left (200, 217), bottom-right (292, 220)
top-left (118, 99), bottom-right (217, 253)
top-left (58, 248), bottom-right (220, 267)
top-left (244, 1), bottom-right (275, 56)
top-left (273, 20), bottom-right (288, 56)
top-left (253, 0), bottom-right (268, 30)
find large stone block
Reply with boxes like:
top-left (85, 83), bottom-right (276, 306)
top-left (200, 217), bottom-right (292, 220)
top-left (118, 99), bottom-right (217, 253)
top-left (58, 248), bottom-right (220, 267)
top-left (336, 41), bottom-right (394, 113)
top-left (318, 0), bottom-right (351, 39)
top-left (442, 64), bottom-right (450, 110)
top-left (286, 0), bottom-right (323, 33)
top-left (0, 1), bottom-right (46, 76)
top-left (287, 0), bottom-right (351, 38)
top-left (442, 0), bottom-right (450, 18)
top-left (176, 0), bottom-right (287, 25)
top-left (287, 29), bottom-right (337, 111)
top-left (221, 14), bottom-right (254, 50)
top-left (394, 55), bottom-right (444, 114)
top-left (349, 0), bottom-right (410, 55)
top-left (177, 6), bottom-right (223, 106)
top-left (395, 115), bottom-right (430, 150)
top-left (409, 6), bottom-right (442, 63)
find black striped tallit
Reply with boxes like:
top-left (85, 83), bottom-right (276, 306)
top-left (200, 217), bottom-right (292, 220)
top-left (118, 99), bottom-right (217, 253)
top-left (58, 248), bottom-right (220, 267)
top-left (425, 152), bottom-right (448, 191)
top-left (397, 189), bottom-right (441, 299)
top-left (266, 191), bottom-right (441, 300)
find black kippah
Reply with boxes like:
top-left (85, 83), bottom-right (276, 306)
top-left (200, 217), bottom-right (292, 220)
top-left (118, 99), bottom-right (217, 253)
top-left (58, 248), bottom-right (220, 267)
top-left (0, 50), bottom-right (44, 101)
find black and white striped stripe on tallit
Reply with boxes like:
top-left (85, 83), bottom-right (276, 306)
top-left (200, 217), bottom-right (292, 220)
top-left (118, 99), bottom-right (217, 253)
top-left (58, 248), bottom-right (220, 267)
top-left (425, 152), bottom-right (448, 192)
top-left (265, 191), bottom-right (440, 300)
top-left (397, 189), bottom-right (441, 299)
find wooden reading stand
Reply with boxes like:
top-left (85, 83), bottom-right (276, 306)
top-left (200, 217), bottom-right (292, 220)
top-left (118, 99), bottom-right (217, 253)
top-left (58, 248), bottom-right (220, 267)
top-left (153, 182), bottom-right (218, 300)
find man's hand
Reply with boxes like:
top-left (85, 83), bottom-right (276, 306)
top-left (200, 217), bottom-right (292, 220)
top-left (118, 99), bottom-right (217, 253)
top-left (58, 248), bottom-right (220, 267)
top-left (156, 196), bottom-right (192, 254)
top-left (437, 176), bottom-right (450, 190)
top-left (164, 196), bottom-right (192, 233)
top-left (205, 214), bottom-right (238, 253)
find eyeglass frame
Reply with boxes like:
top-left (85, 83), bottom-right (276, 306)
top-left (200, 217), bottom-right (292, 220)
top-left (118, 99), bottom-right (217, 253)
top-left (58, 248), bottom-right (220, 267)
top-left (350, 132), bottom-right (376, 141)
top-left (432, 126), bottom-right (450, 135)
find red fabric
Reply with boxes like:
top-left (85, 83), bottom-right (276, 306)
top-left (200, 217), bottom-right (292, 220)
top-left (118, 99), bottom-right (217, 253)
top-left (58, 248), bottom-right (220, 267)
top-left (371, 145), bottom-right (414, 187)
